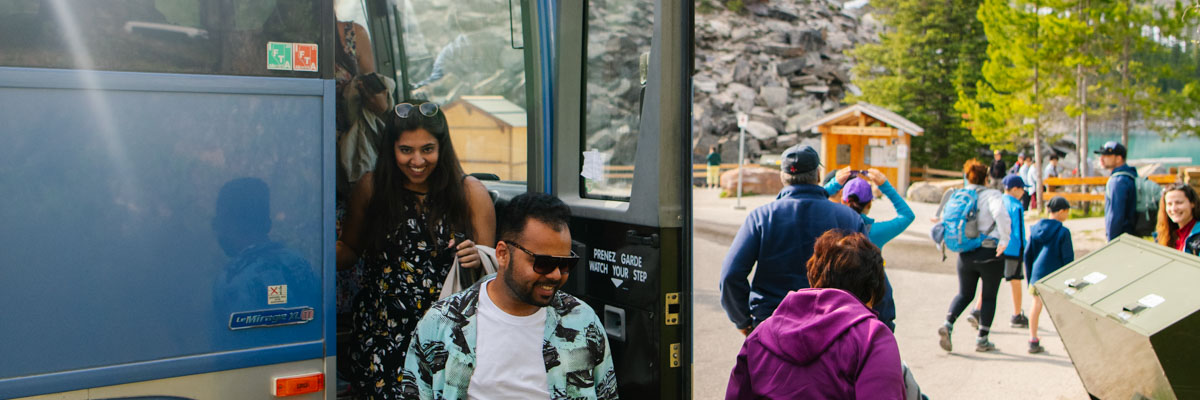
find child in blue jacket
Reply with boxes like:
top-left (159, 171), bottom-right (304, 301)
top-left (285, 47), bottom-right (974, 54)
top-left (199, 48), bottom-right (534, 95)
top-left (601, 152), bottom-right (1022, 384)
top-left (1024, 196), bottom-right (1075, 354)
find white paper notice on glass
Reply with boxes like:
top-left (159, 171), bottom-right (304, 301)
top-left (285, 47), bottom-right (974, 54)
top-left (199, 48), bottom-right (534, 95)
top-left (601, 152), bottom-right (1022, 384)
top-left (581, 149), bottom-right (606, 181)
top-left (897, 144), bottom-right (908, 159)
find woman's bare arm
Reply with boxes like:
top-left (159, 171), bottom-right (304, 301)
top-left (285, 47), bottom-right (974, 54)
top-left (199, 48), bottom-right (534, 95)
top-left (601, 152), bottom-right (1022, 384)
top-left (464, 176), bottom-right (496, 247)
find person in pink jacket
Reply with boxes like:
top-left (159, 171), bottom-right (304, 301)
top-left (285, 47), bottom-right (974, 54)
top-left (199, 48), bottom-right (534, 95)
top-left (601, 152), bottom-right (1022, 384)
top-left (726, 231), bottom-right (905, 400)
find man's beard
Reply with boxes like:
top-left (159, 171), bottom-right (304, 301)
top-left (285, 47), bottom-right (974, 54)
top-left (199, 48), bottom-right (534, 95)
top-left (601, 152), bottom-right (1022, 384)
top-left (502, 256), bottom-right (559, 307)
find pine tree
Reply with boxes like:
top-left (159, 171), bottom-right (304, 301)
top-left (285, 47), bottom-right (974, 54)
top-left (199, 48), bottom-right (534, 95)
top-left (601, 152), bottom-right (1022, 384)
top-left (849, 0), bottom-right (988, 170)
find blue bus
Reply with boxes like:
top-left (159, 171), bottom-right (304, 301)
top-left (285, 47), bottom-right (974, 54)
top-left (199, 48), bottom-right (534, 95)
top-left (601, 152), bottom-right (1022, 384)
top-left (0, 0), bottom-right (692, 398)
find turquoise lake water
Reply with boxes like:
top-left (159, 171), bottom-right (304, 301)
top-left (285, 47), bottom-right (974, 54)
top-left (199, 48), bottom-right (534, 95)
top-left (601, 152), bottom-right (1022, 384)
top-left (1087, 131), bottom-right (1200, 167)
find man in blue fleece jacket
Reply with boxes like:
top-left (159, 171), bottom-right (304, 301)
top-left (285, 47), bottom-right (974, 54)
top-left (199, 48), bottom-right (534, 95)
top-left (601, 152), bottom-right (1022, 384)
top-left (1096, 141), bottom-right (1137, 241)
top-left (720, 145), bottom-right (866, 336)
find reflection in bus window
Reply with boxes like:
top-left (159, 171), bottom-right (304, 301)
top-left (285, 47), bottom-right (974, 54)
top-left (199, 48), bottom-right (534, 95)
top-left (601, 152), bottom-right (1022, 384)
top-left (0, 0), bottom-right (323, 77)
top-left (394, 0), bottom-right (527, 182)
top-left (582, 0), bottom-right (653, 200)
top-left (212, 178), bottom-right (319, 348)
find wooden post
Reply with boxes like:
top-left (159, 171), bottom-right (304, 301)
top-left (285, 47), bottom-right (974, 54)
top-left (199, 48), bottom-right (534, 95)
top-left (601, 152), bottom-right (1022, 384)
top-left (898, 134), bottom-right (911, 194)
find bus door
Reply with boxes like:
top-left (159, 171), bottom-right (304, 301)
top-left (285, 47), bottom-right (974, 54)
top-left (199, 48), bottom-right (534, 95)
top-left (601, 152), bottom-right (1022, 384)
top-left (539, 0), bottom-right (694, 398)
top-left (377, 0), bottom-right (693, 397)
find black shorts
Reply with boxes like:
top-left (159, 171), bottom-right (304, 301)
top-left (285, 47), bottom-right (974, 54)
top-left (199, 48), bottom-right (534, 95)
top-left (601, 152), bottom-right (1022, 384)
top-left (1004, 257), bottom-right (1024, 281)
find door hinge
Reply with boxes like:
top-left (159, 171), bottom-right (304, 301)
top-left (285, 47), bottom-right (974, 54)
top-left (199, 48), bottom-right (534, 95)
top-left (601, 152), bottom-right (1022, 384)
top-left (669, 343), bottom-right (681, 368)
top-left (664, 292), bottom-right (680, 325)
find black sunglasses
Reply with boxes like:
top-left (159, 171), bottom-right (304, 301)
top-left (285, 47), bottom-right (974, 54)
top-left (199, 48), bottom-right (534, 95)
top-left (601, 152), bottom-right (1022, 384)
top-left (394, 102), bottom-right (440, 119)
top-left (505, 241), bottom-right (579, 275)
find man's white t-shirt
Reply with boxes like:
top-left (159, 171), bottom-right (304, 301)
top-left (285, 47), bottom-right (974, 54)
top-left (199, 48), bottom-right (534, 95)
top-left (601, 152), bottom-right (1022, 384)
top-left (468, 278), bottom-right (550, 399)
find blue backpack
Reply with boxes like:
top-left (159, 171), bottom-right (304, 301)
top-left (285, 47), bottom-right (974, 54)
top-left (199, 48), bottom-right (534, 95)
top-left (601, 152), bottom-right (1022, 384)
top-left (939, 187), bottom-right (984, 253)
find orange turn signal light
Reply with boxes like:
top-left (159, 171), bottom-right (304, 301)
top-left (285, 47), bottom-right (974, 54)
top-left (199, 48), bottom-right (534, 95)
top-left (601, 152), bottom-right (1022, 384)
top-left (274, 372), bottom-right (324, 397)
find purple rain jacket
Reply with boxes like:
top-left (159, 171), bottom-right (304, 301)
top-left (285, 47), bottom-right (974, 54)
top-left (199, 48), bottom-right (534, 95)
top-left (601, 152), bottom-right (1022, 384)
top-left (726, 288), bottom-right (904, 400)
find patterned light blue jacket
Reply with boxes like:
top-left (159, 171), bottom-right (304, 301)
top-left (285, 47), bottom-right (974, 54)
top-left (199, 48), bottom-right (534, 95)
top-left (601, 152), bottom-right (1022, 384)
top-left (401, 275), bottom-right (619, 400)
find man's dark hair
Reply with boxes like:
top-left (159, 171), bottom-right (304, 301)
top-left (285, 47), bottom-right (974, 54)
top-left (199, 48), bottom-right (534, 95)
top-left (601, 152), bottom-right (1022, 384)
top-left (498, 192), bottom-right (572, 242)
top-left (785, 169), bottom-right (820, 186)
top-left (1049, 154), bottom-right (1059, 161)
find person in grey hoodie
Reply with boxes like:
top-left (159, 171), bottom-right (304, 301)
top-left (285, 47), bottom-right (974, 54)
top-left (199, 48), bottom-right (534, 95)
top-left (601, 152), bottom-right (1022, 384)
top-left (726, 231), bottom-right (904, 400)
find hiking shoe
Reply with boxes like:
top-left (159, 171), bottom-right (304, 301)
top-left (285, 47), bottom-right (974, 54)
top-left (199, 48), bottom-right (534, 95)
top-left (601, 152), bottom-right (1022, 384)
top-left (937, 326), bottom-right (952, 352)
top-left (975, 338), bottom-right (996, 352)
top-left (1011, 313), bottom-right (1029, 328)
top-left (966, 309), bottom-right (980, 330)
top-left (1029, 339), bottom-right (1045, 354)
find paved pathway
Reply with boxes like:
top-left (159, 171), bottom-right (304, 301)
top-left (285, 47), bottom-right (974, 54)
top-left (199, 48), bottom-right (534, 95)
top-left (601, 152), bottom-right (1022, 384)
top-left (691, 186), bottom-right (1096, 399)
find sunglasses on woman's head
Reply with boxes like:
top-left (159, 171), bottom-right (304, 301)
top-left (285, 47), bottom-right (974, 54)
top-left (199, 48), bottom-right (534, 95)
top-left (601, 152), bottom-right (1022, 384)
top-left (505, 241), bottom-right (579, 275)
top-left (394, 102), bottom-right (440, 119)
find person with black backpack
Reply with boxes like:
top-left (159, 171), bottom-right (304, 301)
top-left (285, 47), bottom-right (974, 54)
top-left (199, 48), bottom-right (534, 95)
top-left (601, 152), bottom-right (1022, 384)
top-left (933, 160), bottom-right (1012, 352)
top-left (1096, 141), bottom-right (1139, 240)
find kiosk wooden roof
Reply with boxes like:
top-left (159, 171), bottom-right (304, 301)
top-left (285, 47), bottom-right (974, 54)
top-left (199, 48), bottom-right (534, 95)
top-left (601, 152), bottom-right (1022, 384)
top-left (801, 102), bottom-right (924, 194)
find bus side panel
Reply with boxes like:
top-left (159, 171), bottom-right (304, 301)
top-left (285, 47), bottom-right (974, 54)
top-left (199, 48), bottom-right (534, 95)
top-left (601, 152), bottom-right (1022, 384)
top-left (15, 358), bottom-right (327, 400)
top-left (0, 67), bottom-right (331, 398)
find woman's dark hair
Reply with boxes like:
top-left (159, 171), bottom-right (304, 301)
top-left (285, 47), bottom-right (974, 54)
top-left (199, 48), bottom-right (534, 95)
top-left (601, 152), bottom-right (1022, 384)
top-left (963, 159), bottom-right (987, 185)
top-left (365, 101), bottom-right (471, 250)
top-left (806, 230), bottom-right (886, 308)
top-left (845, 195), bottom-right (868, 214)
top-left (1156, 183), bottom-right (1200, 248)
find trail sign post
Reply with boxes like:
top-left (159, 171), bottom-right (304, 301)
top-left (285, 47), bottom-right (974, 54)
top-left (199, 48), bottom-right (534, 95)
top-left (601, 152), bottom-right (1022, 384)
top-left (735, 112), bottom-right (748, 210)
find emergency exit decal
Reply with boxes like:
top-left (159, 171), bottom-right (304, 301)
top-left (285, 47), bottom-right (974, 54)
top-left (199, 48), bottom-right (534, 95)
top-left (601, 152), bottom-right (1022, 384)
top-left (267, 42), bottom-right (318, 72)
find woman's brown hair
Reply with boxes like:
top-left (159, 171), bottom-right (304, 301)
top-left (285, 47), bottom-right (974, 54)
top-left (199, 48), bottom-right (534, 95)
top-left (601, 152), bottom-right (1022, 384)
top-left (963, 159), bottom-right (988, 185)
top-left (806, 230), bottom-right (886, 308)
top-left (1156, 183), bottom-right (1200, 248)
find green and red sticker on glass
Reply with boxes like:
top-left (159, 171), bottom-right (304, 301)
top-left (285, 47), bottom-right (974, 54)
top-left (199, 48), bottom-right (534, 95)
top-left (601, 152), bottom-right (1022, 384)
top-left (268, 42), bottom-right (318, 72)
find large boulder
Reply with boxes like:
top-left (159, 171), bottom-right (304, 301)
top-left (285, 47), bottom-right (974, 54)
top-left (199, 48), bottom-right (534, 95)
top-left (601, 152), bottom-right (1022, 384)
top-left (743, 121), bottom-right (779, 140)
top-left (720, 166), bottom-right (784, 196)
top-left (907, 180), bottom-right (963, 204)
top-left (759, 86), bottom-right (789, 109)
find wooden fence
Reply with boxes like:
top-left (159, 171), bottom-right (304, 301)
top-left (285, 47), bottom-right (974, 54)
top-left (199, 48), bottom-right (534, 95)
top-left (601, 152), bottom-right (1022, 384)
top-left (601, 164), bottom-right (770, 180)
top-left (1042, 175), bottom-right (1176, 202)
top-left (910, 167), bottom-right (961, 182)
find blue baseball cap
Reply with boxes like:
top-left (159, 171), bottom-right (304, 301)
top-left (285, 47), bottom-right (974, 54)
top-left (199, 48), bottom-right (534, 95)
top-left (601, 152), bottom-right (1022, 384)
top-left (781, 145), bottom-right (821, 174)
top-left (1047, 196), bottom-right (1071, 212)
top-left (1093, 141), bottom-right (1127, 157)
top-left (1002, 174), bottom-right (1026, 189)
top-left (842, 177), bottom-right (874, 203)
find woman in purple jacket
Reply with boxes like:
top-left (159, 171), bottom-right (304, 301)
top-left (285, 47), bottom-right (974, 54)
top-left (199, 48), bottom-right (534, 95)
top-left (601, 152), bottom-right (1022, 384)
top-left (726, 231), bottom-right (904, 400)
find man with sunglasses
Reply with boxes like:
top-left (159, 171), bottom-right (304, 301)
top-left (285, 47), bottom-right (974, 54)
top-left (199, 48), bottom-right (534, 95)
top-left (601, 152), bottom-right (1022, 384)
top-left (401, 192), bottom-right (619, 399)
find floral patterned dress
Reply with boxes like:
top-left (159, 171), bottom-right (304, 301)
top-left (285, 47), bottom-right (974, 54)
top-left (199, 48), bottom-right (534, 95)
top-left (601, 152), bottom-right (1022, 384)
top-left (349, 198), bottom-right (455, 398)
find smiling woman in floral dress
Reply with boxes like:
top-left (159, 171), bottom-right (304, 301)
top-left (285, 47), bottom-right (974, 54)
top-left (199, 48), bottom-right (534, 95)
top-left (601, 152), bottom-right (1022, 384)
top-left (336, 101), bottom-right (495, 397)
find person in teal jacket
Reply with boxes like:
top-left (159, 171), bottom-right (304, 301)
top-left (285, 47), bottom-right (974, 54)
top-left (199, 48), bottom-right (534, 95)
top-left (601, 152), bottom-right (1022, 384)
top-left (840, 169), bottom-right (915, 331)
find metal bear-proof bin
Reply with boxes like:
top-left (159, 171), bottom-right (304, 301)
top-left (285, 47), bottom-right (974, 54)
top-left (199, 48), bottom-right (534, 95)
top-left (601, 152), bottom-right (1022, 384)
top-left (1035, 235), bottom-right (1200, 400)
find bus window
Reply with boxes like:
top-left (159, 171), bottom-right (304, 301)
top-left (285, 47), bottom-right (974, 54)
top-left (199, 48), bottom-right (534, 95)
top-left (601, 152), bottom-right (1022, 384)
top-left (0, 0), bottom-right (326, 78)
top-left (581, 0), bottom-right (653, 200)
top-left (391, 0), bottom-right (528, 182)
